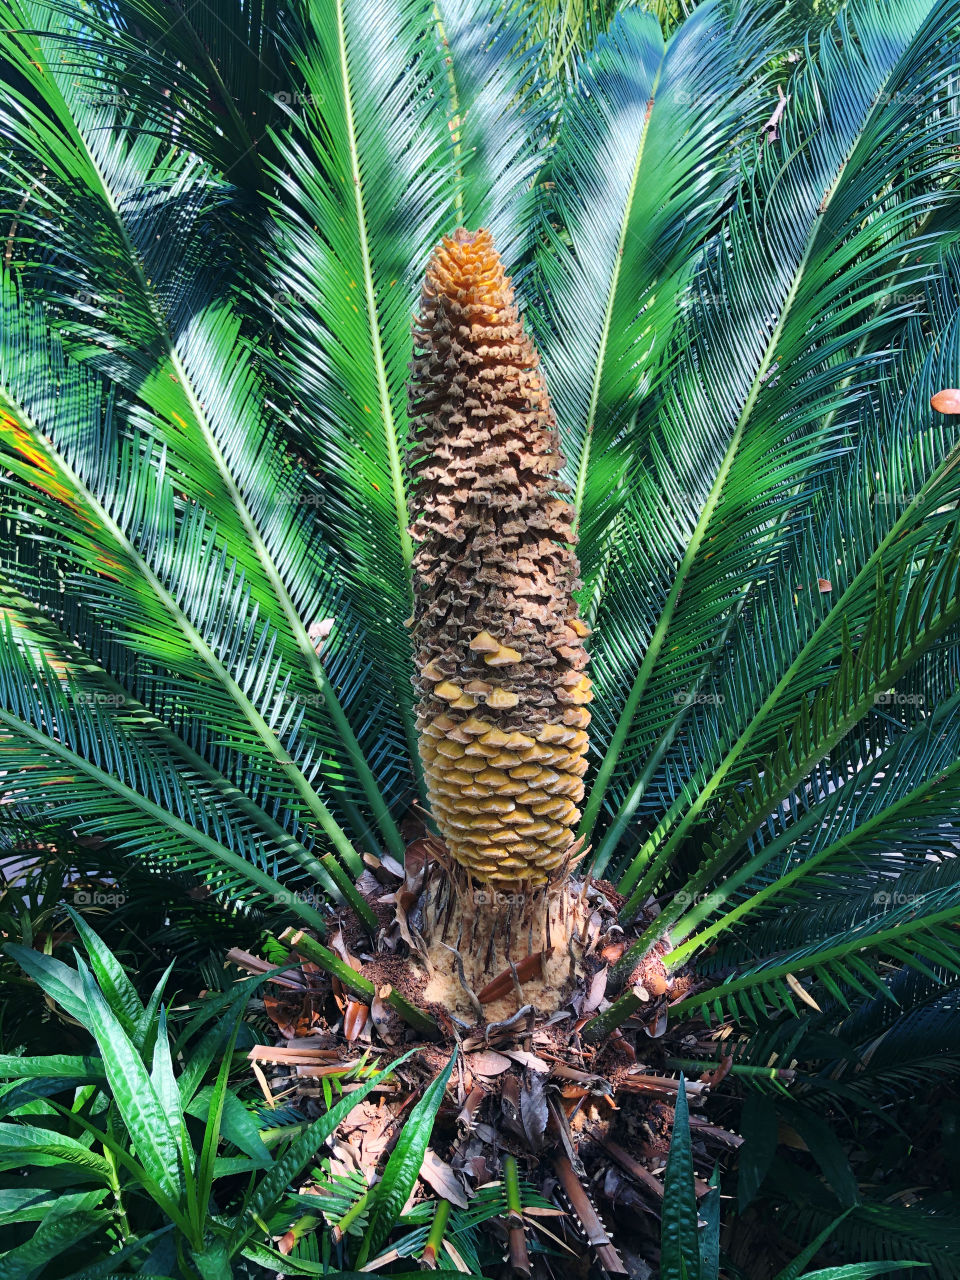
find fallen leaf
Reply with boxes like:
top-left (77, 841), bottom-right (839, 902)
top-left (330, 930), bottom-right (363, 971)
top-left (583, 966), bottom-right (609, 1014)
top-left (371, 989), bottom-right (402, 1045)
top-left (786, 972), bottom-right (821, 1012)
top-left (442, 1239), bottom-right (473, 1273)
top-left (642, 1008), bottom-right (668, 1039)
top-left (504, 1049), bottom-right (551, 1072)
top-left (343, 999), bottom-right (369, 1042)
top-left (464, 1050), bottom-right (512, 1077)
top-left (520, 1070), bottom-right (549, 1151)
top-left (419, 1147), bottom-right (470, 1208)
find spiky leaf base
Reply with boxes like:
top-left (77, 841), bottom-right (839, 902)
top-left (407, 228), bottom-right (592, 891)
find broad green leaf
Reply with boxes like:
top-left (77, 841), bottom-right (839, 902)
top-left (188, 1240), bottom-right (232, 1280)
top-left (0, 1188), bottom-right (106, 1226)
top-left (193, 1016), bottom-right (243, 1237)
top-left (0, 1055), bottom-right (105, 1082)
top-left (0, 1078), bottom-right (92, 1118)
top-left (4, 945), bottom-right (87, 1024)
top-left (737, 1092), bottom-right (778, 1213)
top-left (136, 961), bottom-right (175, 1061)
top-left (784, 1106), bottom-right (859, 1209)
top-left (797, 1268), bottom-right (927, 1280)
top-left (359, 1049), bottom-right (456, 1264)
top-left (185, 1089), bottom-right (272, 1167)
top-left (66, 906), bottom-right (144, 1043)
top-left (0, 1121), bottom-right (110, 1178)
top-left (771, 1211), bottom-right (856, 1280)
top-left (75, 960), bottom-right (183, 1202)
top-left (56, 1225), bottom-right (175, 1279)
top-left (699, 1168), bottom-right (720, 1280)
top-left (660, 1075), bottom-right (700, 1280)
top-left (0, 1208), bottom-right (107, 1279)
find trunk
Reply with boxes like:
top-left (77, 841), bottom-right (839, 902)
top-left (406, 228), bottom-right (593, 1014)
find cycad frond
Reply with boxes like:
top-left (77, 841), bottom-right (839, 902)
top-left (0, 619), bottom-right (332, 931)
top-left (261, 0), bottom-right (551, 779)
top-left (591, 0), bottom-right (960, 874)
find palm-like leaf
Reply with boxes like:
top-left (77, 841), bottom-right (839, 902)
top-left (587, 0), bottom-right (960, 871)
top-left (259, 0), bottom-right (550, 779)
top-left (1, 4), bottom-right (960, 1266)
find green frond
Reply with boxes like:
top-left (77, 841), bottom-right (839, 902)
top-left (0, 616), bottom-right (334, 931)
top-left (775, 1183), bottom-right (960, 1280)
top-left (585, 0), bottom-right (960, 866)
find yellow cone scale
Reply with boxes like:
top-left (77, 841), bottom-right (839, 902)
top-left (406, 229), bottom-right (591, 887)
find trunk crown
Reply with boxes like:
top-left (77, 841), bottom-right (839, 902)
top-left (407, 228), bottom-right (591, 888)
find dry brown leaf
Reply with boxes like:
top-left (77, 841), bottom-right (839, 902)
top-left (330, 930), bottom-right (363, 972)
top-left (381, 854), bottom-right (405, 879)
top-left (642, 1008), bottom-right (668, 1039)
top-left (583, 965), bottom-right (609, 1014)
top-left (442, 1239), bottom-right (473, 1273)
top-left (504, 1049), bottom-right (550, 1072)
top-left (343, 999), bottom-right (370, 1042)
top-left (786, 972), bottom-right (821, 1012)
top-left (419, 1147), bottom-right (470, 1208)
top-left (520, 1071), bottom-right (549, 1151)
top-left (464, 1050), bottom-right (512, 1077)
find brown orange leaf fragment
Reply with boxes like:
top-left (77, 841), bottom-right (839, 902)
top-left (932, 388), bottom-right (960, 414)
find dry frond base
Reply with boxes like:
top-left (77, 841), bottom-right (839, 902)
top-left (417, 860), bottom-right (591, 1022)
top-left (233, 847), bottom-right (721, 1279)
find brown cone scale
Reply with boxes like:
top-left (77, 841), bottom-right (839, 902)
top-left (406, 228), bottom-right (591, 889)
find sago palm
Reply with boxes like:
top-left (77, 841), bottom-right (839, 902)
top-left (2, 0), bottom-right (960, 1272)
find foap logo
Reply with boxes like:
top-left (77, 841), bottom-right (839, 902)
top-left (874, 691), bottom-right (924, 706)
top-left (672, 690), bottom-right (725, 706)
top-left (873, 89), bottom-right (925, 107)
top-left (73, 888), bottom-right (126, 907)
top-left (672, 889), bottom-right (724, 910)
top-left (672, 89), bottom-right (726, 109)
top-left (474, 889), bottom-right (525, 906)
top-left (273, 91), bottom-right (317, 107)
top-left (74, 288), bottom-right (126, 311)
top-left (273, 888), bottom-right (324, 909)
top-left (76, 691), bottom-right (126, 707)
top-left (270, 287), bottom-right (307, 308)
top-left (874, 890), bottom-right (920, 907)
top-left (83, 91), bottom-right (126, 108)
top-left (278, 489), bottom-right (326, 508)
top-left (277, 692), bottom-right (326, 712)
top-left (869, 491), bottom-right (916, 507)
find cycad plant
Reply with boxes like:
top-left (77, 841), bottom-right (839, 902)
top-left (3, 0), bottom-right (960, 1270)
